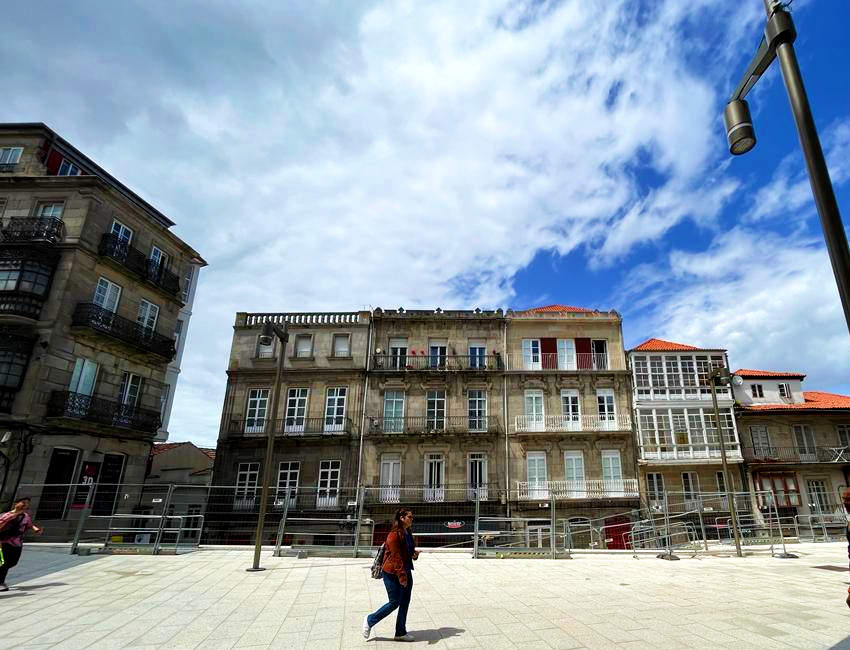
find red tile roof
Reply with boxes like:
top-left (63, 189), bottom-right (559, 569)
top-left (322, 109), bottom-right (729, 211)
top-left (151, 442), bottom-right (185, 456)
top-left (631, 338), bottom-right (724, 352)
top-left (734, 368), bottom-right (806, 379)
top-left (524, 304), bottom-right (594, 313)
top-left (743, 391), bottom-right (850, 411)
top-left (200, 448), bottom-right (216, 460)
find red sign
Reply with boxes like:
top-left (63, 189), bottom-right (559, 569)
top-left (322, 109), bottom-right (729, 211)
top-left (445, 521), bottom-right (464, 529)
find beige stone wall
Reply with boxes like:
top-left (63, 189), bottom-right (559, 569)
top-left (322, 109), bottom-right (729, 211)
top-left (738, 413), bottom-right (849, 449)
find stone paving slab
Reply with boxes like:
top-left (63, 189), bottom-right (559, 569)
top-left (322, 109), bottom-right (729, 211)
top-left (0, 544), bottom-right (849, 649)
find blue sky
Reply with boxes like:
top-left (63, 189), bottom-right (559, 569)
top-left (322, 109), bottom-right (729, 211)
top-left (1, 0), bottom-right (848, 447)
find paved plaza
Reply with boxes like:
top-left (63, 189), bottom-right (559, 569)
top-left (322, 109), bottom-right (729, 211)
top-left (0, 543), bottom-right (849, 649)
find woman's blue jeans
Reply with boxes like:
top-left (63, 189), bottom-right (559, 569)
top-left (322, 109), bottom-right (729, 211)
top-left (367, 571), bottom-right (413, 637)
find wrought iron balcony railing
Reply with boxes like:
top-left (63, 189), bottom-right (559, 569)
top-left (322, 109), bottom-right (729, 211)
top-left (47, 390), bottom-right (161, 433)
top-left (0, 163), bottom-right (18, 173)
top-left (368, 415), bottom-right (501, 435)
top-left (363, 483), bottom-right (498, 504)
top-left (515, 479), bottom-right (639, 500)
top-left (372, 353), bottom-right (503, 371)
top-left (98, 233), bottom-right (181, 297)
top-left (505, 352), bottom-right (616, 371)
top-left (1, 217), bottom-right (65, 245)
top-left (72, 303), bottom-right (176, 360)
top-left (227, 416), bottom-right (354, 436)
top-left (0, 292), bottom-right (46, 319)
top-left (742, 446), bottom-right (850, 464)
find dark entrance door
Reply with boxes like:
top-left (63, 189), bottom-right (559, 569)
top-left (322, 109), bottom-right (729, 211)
top-left (38, 448), bottom-right (79, 519)
top-left (93, 454), bottom-right (126, 516)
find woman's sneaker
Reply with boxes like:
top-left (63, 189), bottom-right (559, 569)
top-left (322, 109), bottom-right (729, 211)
top-left (394, 633), bottom-right (414, 642)
top-left (362, 615), bottom-right (372, 639)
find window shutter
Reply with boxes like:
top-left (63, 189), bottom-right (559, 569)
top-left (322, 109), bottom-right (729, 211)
top-left (46, 151), bottom-right (63, 175)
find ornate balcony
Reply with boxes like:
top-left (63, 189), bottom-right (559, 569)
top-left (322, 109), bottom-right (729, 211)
top-left (367, 415), bottom-right (501, 436)
top-left (1, 217), bottom-right (65, 245)
top-left (227, 416), bottom-right (354, 436)
top-left (46, 390), bottom-right (161, 433)
top-left (0, 293), bottom-right (45, 319)
top-left (98, 234), bottom-right (181, 297)
top-left (506, 352), bottom-right (614, 371)
top-left (372, 353), bottom-right (503, 371)
top-left (71, 303), bottom-right (176, 360)
top-left (514, 414), bottom-right (632, 433)
top-left (515, 479), bottom-right (639, 500)
top-left (363, 483), bottom-right (498, 504)
top-left (742, 446), bottom-right (850, 464)
top-left (639, 443), bottom-right (743, 463)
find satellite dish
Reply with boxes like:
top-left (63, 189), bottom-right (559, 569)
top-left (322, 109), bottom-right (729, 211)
top-left (732, 375), bottom-right (744, 386)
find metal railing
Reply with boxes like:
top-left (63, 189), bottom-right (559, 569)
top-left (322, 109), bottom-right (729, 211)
top-left (98, 233), bottom-right (181, 297)
top-left (635, 386), bottom-right (732, 400)
top-left (363, 483), bottom-right (496, 504)
top-left (639, 442), bottom-right (742, 461)
top-left (372, 354), bottom-right (503, 371)
top-left (0, 292), bottom-right (46, 318)
top-left (227, 416), bottom-right (355, 436)
top-left (514, 413), bottom-right (631, 433)
top-left (71, 302), bottom-right (176, 360)
top-left (1, 217), bottom-right (65, 244)
top-left (742, 446), bottom-right (850, 463)
top-left (0, 163), bottom-right (18, 173)
top-left (367, 415), bottom-right (501, 435)
top-left (46, 390), bottom-right (162, 433)
top-left (515, 479), bottom-right (639, 500)
top-left (505, 352), bottom-right (613, 371)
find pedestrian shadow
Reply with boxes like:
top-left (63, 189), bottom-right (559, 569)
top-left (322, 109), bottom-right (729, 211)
top-left (13, 582), bottom-right (67, 590)
top-left (371, 627), bottom-right (465, 645)
top-left (0, 592), bottom-right (29, 599)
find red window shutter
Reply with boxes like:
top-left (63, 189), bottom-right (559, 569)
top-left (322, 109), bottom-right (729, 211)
top-left (540, 338), bottom-right (557, 369)
top-left (575, 338), bottom-right (592, 368)
top-left (46, 151), bottom-right (63, 175)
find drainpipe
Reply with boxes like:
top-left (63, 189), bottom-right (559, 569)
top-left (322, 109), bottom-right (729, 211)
top-left (355, 312), bottom-right (373, 496)
top-left (503, 316), bottom-right (510, 518)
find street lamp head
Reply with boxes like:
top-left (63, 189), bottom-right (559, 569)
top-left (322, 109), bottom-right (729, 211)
top-left (724, 99), bottom-right (756, 155)
top-left (258, 321), bottom-right (274, 347)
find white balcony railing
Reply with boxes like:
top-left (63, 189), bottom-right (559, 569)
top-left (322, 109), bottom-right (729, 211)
top-left (640, 443), bottom-right (742, 462)
top-left (316, 491), bottom-right (339, 509)
top-left (514, 414), bottom-right (632, 433)
top-left (635, 387), bottom-right (731, 401)
top-left (506, 352), bottom-right (613, 371)
top-left (516, 479), bottom-right (639, 500)
top-left (374, 483), bottom-right (491, 504)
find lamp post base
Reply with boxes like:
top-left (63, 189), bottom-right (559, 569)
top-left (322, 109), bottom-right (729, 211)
top-left (246, 567), bottom-right (267, 572)
top-left (773, 552), bottom-right (799, 559)
top-left (656, 551), bottom-right (680, 561)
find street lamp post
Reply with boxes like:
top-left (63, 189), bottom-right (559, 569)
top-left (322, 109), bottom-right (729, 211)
top-left (709, 367), bottom-right (743, 558)
top-left (724, 1), bottom-right (850, 340)
top-left (247, 320), bottom-right (288, 572)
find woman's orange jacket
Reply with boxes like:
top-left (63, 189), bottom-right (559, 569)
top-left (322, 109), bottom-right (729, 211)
top-left (381, 528), bottom-right (411, 586)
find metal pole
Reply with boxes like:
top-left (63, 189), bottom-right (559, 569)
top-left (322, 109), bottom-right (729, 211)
top-left (549, 493), bottom-right (556, 560)
top-left (273, 488), bottom-right (291, 557)
top-left (658, 491), bottom-right (678, 560)
top-left (770, 488), bottom-right (797, 558)
top-left (697, 496), bottom-right (708, 552)
top-left (70, 483), bottom-right (95, 555)
top-left (353, 486), bottom-right (365, 558)
top-left (773, 28), bottom-right (850, 340)
top-left (709, 373), bottom-right (742, 557)
top-left (473, 487), bottom-right (480, 559)
top-left (152, 483), bottom-right (174, 556)
top-left (249, 325), bottom-right (287, 571)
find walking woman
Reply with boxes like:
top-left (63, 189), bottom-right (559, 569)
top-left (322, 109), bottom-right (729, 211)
top-left (0, 497), bottom-right (43, 591)
top-left (363, 507), bottom-right (419, 642)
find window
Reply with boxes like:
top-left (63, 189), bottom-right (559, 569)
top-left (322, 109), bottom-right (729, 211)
top-left (793, 424), bottom-right (816, 459)
top-left (467, 452), bottom-right (488, 500)
top-left (0, 147), bottom-right (22, 170)
top-left (468, 389), bottom-right (487, 431)
top-left (601, 450), bottom-right (622, 483)
top-left (185, 505), bottom-right (202, 539)
top-left (426, 390), bottom-right (446, 431)
top-left (69, 359), bottom-right (99, 396)
top-left (236, 462), bottom-right (260, 499)
top-left (150, 245), bottom-right (169, 269)
top-left (389, 338), bottom-right (407, 369)
top-left (716, 471), bottom-right (729, 493)
top-left (807, 480), bottom-right (831, 513)
top-left (58, 159), bottom-right (82, 176)
top-left (285, 387), bottom-right (309, 433)
top-left (751, 384), bottom-right (764, 398)
top-left (0, 258), bottom-right (53, 296)
top-left (118, 373), bottom-right (143, 407)
top-left (682, 471), bottom-right (699, 500)
top-left (159, 384), bottom-right (170, 418)
top-left (468, 339), bottom-right (486, 369)
top-left (591, 339), bottom-right (608, 369)
top-left (36, 202), bottom-right (64, 219)
top-left (596, 388), bottom-right (616, 428)
top-left (111, 220), bottom-right (133, 246)
top-left (560, 389), bottom-right (580, 430)
top-left (245, 388), bottom-right (269, 433)
top-left (93, 277), bottom-right (121, 312)
top-left (256, 333), bottom-right (274, 359)
top-left (634, 356), bottom-right (649, 391)
top-left (294, 334), bottom-right (313, 358)
top-left (181, 266), bottom-right (194, 303)
top-left (647, 473), bottom-right (664, 504)
top-left (332, 333), bottom-right (351, 357)
top-left (838, 424), bottom-right (850, 448)
top-left (324, 387), bottom-right (347, 432)
top-left (527, 452), bottom-right (548, 499)
top-left (564, 451), bottom-right (585, 497)
top-left (778, 382), bottom-right (791, 399)
top-left (522, 339), bottom-right (541, 370)
top-left (174, 319), bottom-right (184, 350)
top-left (557, 339), bottom-right (576, 370)
top-left (524, 389), bottom-right (544, 432)
top-left (756, 473), bottom-right (800, 508)
top-left (317, 460), bottom-right (341, 508)
top-left (0, 349), bottom-right (28, 389)
top-left (137, 299), bottom-right (160, 334)
top-left (276, 461), bottom-right (300, 506)
top-left (424, 453), bottom-right (445, 502)
top-left (750, 425), bottom-right (771, 454)
top-left (380, 454), bottom-right (401, 503)
top-left (383, 390), bottom-right (404, 432)
top-left (428, 339), bottom-right (447, 368)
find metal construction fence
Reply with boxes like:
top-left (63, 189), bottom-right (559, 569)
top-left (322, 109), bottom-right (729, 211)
top-left (12, 482), bottom-right (846, 558)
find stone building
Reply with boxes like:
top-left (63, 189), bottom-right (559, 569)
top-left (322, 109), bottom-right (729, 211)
top-left (0, 123), bottom-right (205, 531)
top-left (734, 369), bottom-right (850, 525)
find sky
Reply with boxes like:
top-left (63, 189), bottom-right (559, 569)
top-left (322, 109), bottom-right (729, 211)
top-left (2, 0), bottom-right (849, 448)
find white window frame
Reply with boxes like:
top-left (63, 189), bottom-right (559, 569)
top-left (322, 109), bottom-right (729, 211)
top-left (838, 424), bottom-right (850, 449)
top-left (424, 453), bottom-right (445, 502)
top-left (793, 424), bottom-right (816, 460)
top-left (560, 389), bottom-right (581, 431)
top-left (69, 359), bottom-right (99, 397)
top-left (137, 299), bottom-right (160, 334)
top-left (468, 389), bottom-right (487, 432)
top-left (778, 382), bottom-right (791, 399)
top-left (601, 450), bottom-right (623, 496)
top-left (119, 372), bottom-right (143, 407)
top-left (591, 339), bottom-right (608, 370)
top-left (596, 388), bottom-right (616, 429)
top-left (150, 245), bottom-right (168, 269)
top-left (526, 451), bottom-right (548, 499)
top-left (332, 333), bottom-right (351, 357)
top-left (379, 454), bottom-right (401, 503)
top-left (389, 338), bottom-right (407, 369)
top-left (467, 452), bottom-right (488, 500)
top-left (58, 159), bottom-right (82, 176)
top-left (257, 333), bottom-right (275, 359)
top-left (236, 462), bottom-right (260, 503)
top-left (564, 450), bottom-right (585, 497)
top-left (468, 339), bottom-right (486, 369)
top-left (647, 472), bottom-right (665, 508)
top-left (276, 461), bottom-right (300, 507)
top-left (428, 339), bottom-right (448, 369)
top-left (36, 202), bottom-right (64, 219)
top-left (324, 387), bottom-right (347, 432)
top-left (0, 147), bottom-right (22, 166)
top-left (294, 334), bottom-right (313, 358)
top-left (557, 338), bottom-right (576, 370)
top-left (751, 384), bottom-right (764, 398)
top-left (522, 339), bottom-right (541, 370)
top-left (426, 390), bottom-right (446, 431)
top-left (524, 389), bottom-right (545, 432)
top-left (110, 219), bottom-right (133, 245)
top-left (93, 277), bottom-right (122, 313)
top-left (285, 387), bottom-right (309, 433)
top-left (245, 388), bottom-right (270, 433)
top-left (383, 390), bottom-right (405, 432)
top-left (317, 460), bottom-right (341, 509)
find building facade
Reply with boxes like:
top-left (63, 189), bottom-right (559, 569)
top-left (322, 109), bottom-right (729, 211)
top-left (0, 123), bottom-right (205, 530)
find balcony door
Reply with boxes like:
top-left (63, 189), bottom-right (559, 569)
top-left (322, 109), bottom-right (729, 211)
top-left (564, 451), bottom-right (585, 498)
top-left (380, 454), bottom-right (401, 503)
top-left (527, 451), bottom-right (548, 499)
top-left (324, 387), bottom-right (346, 432)
top-left (317, 460), bottom-right (340, 509)
top-left (524, 390), bottom-right (544, 432)
top-left (424, 453), bottom-right (445, 502)
top-left (110, 220), bottom-right (133, 246)
top-left (69, 358), bottom-right (98, 399)
top-left (276, 461), bottom-right (299, 508)
top-left (522, 339), bottom-right (541, 370)
top-left (93, 277), bottom-right (121, 313)
top-left (591, 339), bottom-right (608, 369)
top-left (383, 390), bottom-right (404, 433)
top-left (245, 388), bottom-right (269, 433)
top-left (601, 450), bottom-right (623, 496)
top-left (467, 452), bottom-right (487, 500)
top-left (806, 479), bottom-right (831, 514)
top-left (560, 389), bottom-right (580, 431)
top-left (389, 338), bottom-right (407, 369)
top-left (137, 299), bottom-right (159, 336)
top-left (150, 245), bottom-right (168, 270)
top-left (38, 447), bottom-right (79, 519)
top-left (285, 388), bottom-right (308, 433)
top-left (557, 338), bottom-right (576, 370)
top-left (115, 373), bottom-right (143, 426)
top-left (468, 389), bottom-right (487, 432)
top-left (596, 388), bottom-right (616, 430)
top-left (793, 424), bottom-right (816, 461)
top-left (750, 425), bottom-right (771, 457)
top-left (426, 390), bottom-right (446, 432)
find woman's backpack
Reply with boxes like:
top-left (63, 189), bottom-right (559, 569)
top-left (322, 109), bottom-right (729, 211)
top-left (370, 543), bottom-right (385, 579)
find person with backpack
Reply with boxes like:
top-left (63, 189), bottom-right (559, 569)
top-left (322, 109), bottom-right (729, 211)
top-left (0, 496), bottom-right (43, 591)
top-left (363, 507), bottom-right (419, 642)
